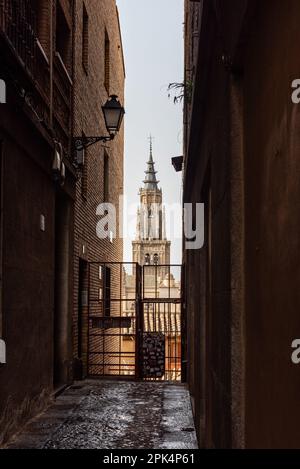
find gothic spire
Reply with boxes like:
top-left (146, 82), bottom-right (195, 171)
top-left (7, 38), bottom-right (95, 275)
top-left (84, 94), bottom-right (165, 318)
top-left (143, 135), bottom-right (159, 190)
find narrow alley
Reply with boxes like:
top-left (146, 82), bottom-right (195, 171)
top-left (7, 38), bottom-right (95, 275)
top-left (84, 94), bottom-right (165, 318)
top-left (3, 0), bottom-right (300, 457)
top-left (5, 381), bottom-right (198, 450)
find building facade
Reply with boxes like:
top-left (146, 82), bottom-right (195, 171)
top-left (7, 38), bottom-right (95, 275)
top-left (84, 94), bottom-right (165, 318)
top-left (0, 0), bottom-right (76, 444)
top-left (183, 0), bottom-right (300, 449)
top-left (72, 0), bottom-right (125, 379)
top-left (0, 0), bottom-right (125, 444)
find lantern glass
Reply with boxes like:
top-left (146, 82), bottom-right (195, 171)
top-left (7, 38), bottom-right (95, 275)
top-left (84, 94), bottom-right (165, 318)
top-left (102, 95), bottom-right (125, 134)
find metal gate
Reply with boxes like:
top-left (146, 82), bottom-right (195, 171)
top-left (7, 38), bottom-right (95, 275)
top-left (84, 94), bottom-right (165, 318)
top-left (141, 264), bottom-right (182, 381)
top-left (87, 262), bottom-right (183, 381)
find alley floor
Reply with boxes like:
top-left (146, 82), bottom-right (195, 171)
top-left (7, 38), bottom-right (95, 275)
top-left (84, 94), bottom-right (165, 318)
top-left (5, 380), bottom-right (198, 450)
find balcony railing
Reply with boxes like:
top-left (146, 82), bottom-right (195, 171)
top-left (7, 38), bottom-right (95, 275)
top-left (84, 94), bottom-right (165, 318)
top-left (0, 0), bottom-right (73, 159)
top-left (0, 0), bottom-right (37, 75)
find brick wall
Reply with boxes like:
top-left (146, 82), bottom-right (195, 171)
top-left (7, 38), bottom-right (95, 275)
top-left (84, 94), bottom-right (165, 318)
top-left (0, 0), bottom-right (77, 444)
top-left (72, 0), bottom-right (125, 376)
top-left (184, 0), bottom-right (300, 450)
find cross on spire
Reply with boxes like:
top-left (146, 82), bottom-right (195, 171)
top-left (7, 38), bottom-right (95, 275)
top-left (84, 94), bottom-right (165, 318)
top-left (148, 134), bottom-right (154, 161)
top-left (143, 135), bottom-right (159, 189)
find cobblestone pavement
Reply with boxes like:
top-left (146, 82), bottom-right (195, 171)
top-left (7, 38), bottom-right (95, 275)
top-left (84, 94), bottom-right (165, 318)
top-left (5, 380), bottom-right (198, 449)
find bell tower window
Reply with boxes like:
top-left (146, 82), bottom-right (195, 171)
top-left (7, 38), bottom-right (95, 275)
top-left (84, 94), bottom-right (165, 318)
top-left (153, 253), bottom-right (159, 265)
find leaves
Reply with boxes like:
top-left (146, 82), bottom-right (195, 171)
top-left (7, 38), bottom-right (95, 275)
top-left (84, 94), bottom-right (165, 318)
top-left (167, 80), bottom-right (193, 104)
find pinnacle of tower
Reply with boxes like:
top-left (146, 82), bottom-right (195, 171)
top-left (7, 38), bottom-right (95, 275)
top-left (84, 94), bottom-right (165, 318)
top-left (143, 136), bottom-right (160, 190)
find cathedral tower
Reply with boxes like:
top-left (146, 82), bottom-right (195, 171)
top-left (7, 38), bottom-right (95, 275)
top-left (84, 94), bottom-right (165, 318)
top-left (132, 139), bottom-right (171, 273)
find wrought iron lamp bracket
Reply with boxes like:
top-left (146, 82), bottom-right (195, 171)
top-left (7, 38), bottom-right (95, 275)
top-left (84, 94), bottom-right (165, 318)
top-left (74, 134), bottom-right (115, 151)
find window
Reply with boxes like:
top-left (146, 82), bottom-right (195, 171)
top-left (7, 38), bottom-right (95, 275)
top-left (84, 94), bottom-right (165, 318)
top-left (103, 150), bottom-right (109, 201)
top-left (78, 259), bottom-right (88, 359)
top-left (104, 29), bottom-right (110, 93)
top-left (56, 2), bottom-right (71, 71)
top-left (81, 135), bottom-right (88, 198)
top-left (104, 267), bottom-right (111, 317)
top-left (153, 253), bottom-right (159, 265)
top-left (82, 4), bottom-right (89, 72)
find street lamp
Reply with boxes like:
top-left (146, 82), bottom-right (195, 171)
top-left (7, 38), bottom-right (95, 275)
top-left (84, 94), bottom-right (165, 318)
top-left (74, 95), bottom-right (125, 152)
top-left (102, 94), bottom-right (125, 134)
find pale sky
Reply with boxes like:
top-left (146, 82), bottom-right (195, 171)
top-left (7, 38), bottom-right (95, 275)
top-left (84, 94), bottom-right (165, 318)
top-left (116, 0), bottom-right (184, 264)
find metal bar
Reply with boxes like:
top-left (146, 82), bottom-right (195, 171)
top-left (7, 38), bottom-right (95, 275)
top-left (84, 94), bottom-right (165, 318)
top-left (89, 351), bottom-right (135, 355)
top-left (87, 262), bottom-right (91, 376)
top-left (89, 332), bottom-right (136, 337)
top-left (119, 263), bottom-right (121, 376)
top-left (74, 135), bottom-right (113, 151)
top-left (135, 263), bottom-right (142, 379)
top-left (89, 261), bottom-right (137, 265)
top-left (89, 298), bottom-right (143, 303)
top-left (101, 265), bottom-right (105, 374)
top-left (168, 301), bottom-right (171, 380)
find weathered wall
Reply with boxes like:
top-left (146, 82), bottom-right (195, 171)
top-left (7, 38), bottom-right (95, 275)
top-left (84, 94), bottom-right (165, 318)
top-left (0, 0), bottom-right (76, 444)
top-left (243, 0), bottom-right (300, 448)
top-left (72, 0), bottom-right (125, 375)
top-left (0, 110), bottom-right (56, 444)
top-left (184, 0), bottom-right (233, 448)
top-left (184, 0), bottom-right (300, 449)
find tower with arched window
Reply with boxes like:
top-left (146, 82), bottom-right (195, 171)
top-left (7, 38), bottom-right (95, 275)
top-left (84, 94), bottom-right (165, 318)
top-left (132, 139), bottom-right (171, 279)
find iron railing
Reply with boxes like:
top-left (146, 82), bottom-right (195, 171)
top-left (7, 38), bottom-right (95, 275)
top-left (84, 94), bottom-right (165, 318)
top-left (0, 0), bottom-right (37, 75)
top-left (0, 0), bottom-right (73, 158)
top-left (86, 262), bottom-right (183, 382)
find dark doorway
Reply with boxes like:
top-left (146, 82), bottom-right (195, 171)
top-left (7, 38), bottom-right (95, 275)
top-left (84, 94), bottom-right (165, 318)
top-left (78, 258), bottom-right (88, 360)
